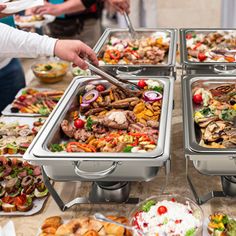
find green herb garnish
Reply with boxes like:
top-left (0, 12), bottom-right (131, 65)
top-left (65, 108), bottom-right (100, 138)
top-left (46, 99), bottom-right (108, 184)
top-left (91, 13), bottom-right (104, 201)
top-left (132, 47), bottom-right (139, 50)
top-left (221, 109), bottom-right (236, 121)
top-left (141, 200), bottom-right (156, 212)
top-left (44, 64), bottom-right (53, 71)
top-left (27, 169), bottom-right (33, 175)
top-left (21, 90), bottom-right (27, 95)
top-left (200, 107), bottom-right (212, 116)
top-left (39, 107), bottom-right (49, 116)
top-left (123, 146), bottom-right (133, 153)
top-left (185, 228), bottom-right (196, 236)
top-left (51, 144), bottom-right (64, 152)
top-left (153, 86), bottom-right (163, 93)
top-left (86, 117), bottom-right (93, 131)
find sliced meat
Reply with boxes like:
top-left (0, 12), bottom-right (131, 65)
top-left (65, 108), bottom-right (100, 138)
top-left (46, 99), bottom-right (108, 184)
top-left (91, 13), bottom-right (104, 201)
top-left (198, 116), bottom-right (218, 128)
top-left (147, 120), bottom-right (159, 128)
top-left (74, 129), bottom-right (92, 142)
top-left (84, 108), bottom-right (106, 117)
top-left (61, 120), bottom-right (75, 138)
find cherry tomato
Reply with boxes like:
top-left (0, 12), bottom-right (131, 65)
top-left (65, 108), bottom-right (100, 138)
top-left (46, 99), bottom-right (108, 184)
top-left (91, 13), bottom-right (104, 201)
top-left (193, 94), bottom-right (203, 104)
top-left (74, 119), bottom-right (85, 129)
top-left (171, 197), bottom-right (176, 202)
top-left (18, 95), bottom-right (26, 102)
top-left (157, 206), bottom-right (168, 215)
top-left (186, 34), bottom-right (192, 40)
top-left (96, 84), bottom-right (106, 92)
top-left (138, 80), bottom-right (147, 89)
top-left (198, 52), bottom-right (207, 62)
top-left (175, 220), bottom-right (182, 224)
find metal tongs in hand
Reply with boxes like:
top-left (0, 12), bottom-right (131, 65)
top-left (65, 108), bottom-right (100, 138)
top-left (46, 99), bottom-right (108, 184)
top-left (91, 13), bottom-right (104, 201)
top-left (124, 12), bottom-right (137, 39)
top-left (86, 62), bottom-right (141, 97)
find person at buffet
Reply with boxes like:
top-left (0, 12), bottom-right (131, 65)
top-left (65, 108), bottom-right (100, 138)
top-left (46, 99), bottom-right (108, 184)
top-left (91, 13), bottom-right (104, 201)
top-left (29, 0), bottom-right (130, 47)
top-left (0, 6), bottom-right (98, 112)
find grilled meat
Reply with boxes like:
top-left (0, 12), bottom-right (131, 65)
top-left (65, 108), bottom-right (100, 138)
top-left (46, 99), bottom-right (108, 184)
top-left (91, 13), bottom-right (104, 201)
top-left (61, 120), bottom-right (75, 138)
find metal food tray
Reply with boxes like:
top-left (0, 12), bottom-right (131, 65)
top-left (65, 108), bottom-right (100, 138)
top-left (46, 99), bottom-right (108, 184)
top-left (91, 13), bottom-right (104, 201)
top-left (24, 76), bottom-right (174, 182)
top-left (182, 74), bottom-right (236, 204)
top-left (94, 28), bottom-right (177, 76)
top-left (180, 28), bottom-right (236, 74)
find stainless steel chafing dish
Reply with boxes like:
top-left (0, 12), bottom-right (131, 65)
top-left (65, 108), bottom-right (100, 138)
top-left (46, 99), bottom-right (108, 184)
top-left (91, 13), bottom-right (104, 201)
top-left (93, 28), bottom-right (177, 76)
top-left (180, 28), bottom-right (236, 75)
top-left (24, 76), bottom-right (174, 210)
top-left (182, 74), bottom-right (236, 204)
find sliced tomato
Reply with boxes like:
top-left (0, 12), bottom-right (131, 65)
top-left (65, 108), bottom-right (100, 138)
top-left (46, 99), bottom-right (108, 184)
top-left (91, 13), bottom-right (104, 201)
top-left (193, 42), bottom-right (202, 50)
top-left (2, 196), bottom-right (15, 204)
top-left (186, 33), bottom-right (192, 40)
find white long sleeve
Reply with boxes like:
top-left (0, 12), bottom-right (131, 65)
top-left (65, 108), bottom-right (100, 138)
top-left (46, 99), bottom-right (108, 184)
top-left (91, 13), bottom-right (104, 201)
top-left (0, 23), bottom-right (57, 68)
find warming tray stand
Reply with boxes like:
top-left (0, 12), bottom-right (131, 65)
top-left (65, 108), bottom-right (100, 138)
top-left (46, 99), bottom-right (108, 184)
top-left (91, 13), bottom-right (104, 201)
top-left (182, 75), bottom-right (236, 204)
top-left (41, 160), bottom-right (171, 211)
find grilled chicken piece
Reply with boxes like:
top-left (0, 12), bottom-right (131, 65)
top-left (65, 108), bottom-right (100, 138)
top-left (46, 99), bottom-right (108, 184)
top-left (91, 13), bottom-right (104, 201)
top-left (74, 129), bottom-right (92, 142)
top-left (61, 120), bottom-right (75, 138)
top-left (197, 116), bottom-right (219, 128)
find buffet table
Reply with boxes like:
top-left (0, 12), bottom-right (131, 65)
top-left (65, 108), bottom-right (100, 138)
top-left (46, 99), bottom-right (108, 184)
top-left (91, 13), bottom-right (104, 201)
top-left (0, 70), bottom-right (235, 236)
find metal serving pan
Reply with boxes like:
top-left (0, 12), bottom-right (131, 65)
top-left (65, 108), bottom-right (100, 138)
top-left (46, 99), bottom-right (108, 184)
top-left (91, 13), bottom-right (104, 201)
top-left (24, 76), bottom-right (174, 181)
top-left (180, 28), bottom-right (236, 75)
top-left (182, 74), bottom-right (236, 175)
top-left (94, 28), bottom-right (177, 76)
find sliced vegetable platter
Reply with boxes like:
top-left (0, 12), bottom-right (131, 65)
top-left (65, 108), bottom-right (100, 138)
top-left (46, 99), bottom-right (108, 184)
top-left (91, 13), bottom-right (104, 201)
top-left (0, 116), bottom-right (45, 157)
top-left (2, 87), bottom-right (64, 117)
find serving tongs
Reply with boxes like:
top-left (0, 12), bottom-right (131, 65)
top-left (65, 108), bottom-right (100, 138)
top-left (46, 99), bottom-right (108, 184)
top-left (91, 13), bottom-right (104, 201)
top-left (124, 12), bottom-right (137, 39)
top-left (86, 62), bottom-right (141, 97)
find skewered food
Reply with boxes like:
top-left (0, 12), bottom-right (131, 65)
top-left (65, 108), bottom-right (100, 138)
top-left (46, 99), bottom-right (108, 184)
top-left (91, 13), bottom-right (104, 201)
top-left (98, 32), bottom-right (170, 65)
top-left (208, 213), bottom-right (236, 236)
top-left (50, 79), bottom-right (163, 153)
top-left (130, 196), bottom-right (202, 236)
top-left (0, 157), bottom-right (48, 213)
top-left (192, 83), bottom-right (236, 148)
top-left (39, 215), bottom-right (131, 236)
top-left (0, 118), bottom-right (45, 155)
top-left (15, 14), bottom-right (45, 23)
top-left (186, 30), bottom-right (236, 62)
top-left (10, 88), bottom-right (64, 115)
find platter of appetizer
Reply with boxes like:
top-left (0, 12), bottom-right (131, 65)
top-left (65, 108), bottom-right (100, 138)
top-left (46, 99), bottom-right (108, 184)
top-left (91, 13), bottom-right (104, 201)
top-left (0, 117), bottom-right (45, 156)
top-left (203, 213), bottom-right (236, 236)
top-left (14, 14), bottom-right (55, 28)
top-left (37, 215), bottom-right (131, 236)
top-left (2, 88), bottom-right (64, 117)
top-left (0, 157), bottom-right (49, 215)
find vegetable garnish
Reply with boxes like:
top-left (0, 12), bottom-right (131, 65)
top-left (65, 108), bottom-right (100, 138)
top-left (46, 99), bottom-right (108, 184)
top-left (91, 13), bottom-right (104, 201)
top-left (123, 146), bottom-right (133, 153)
top-left (86, 117), bottom-right (93, 131)
top-left (51, 144), bottom-right (64, 152)
top-left (143, 91), bottom-right (162, 102)
top-left (82, 90), bottom-right (99, 104)
top-left (192, 94), bottom-right (203, 104)
top-left (141, 200), bottom-right (156, 212)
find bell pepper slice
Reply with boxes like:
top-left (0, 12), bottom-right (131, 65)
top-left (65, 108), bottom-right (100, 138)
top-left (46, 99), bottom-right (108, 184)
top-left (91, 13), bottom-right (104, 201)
top-left (108, 49), bottom-right (121, 60)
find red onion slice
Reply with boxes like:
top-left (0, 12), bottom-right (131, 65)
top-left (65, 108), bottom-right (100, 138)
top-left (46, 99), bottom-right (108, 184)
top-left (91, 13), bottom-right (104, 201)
top-left (143, 91), bottom-right (162, 102)
top-left (82, 90), bottom-right (99, 104)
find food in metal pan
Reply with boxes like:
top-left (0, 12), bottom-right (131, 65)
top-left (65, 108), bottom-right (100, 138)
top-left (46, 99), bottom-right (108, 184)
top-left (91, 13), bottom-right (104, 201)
top-left (50, 79), bottom-right (163, 153)
top-left (208, 213), bottom-right (236, 236)
top-left (98, 32), bottom-right (170, 65)
top-left (0, 118), bottom-right (45, 155)
top-left (186, 30), bottom-right (236, 62)
top-left (192, 83), bottom-right (236, 148)
top-left (11, 88), bottom-right (64, 115)
top-left (130, 197), bottom-right (202, 236)
top-left (0, 157), bottom-right (48, 212)
top-left (39, 215), bottom-right (131, 236)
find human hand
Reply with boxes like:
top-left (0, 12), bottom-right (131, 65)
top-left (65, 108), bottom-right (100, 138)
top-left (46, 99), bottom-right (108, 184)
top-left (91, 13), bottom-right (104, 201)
top-left (106, 0), bottom-right (130, 14)
top-left (31, 2), bottom-right (62, 16)
top-left (54, 40), bottom-right (98, 70)
top-left (0, 4), bottom-right (7, 18)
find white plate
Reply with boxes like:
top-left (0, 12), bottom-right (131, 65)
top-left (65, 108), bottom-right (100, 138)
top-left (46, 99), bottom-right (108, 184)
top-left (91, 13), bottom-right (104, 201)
top-left (0, 0), bottom-right (44, 14)
top-left (2, 87), bottom-right (54, 117)
top-left (14, 14), bottom-right (55, 28)
top-left (0, 197), bottom-right (48, 216)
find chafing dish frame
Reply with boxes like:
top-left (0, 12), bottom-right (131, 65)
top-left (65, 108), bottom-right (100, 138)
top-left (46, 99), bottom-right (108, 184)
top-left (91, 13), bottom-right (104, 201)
top-left (180, 28), bottom-right (236, 75)
top-left (182, 74), bottom-right (236, 204)
top-left (24, 75), bottom-right (173, 210)
top-left (93, 28), bottom-right (177, 76)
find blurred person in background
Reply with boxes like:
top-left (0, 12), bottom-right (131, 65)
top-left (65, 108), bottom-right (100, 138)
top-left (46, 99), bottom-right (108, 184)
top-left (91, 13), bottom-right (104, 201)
top-left (0, 4), bottom-right (98, 112)
top-left (30, 0), bottom-right (130, 47)
top-left (117, 0), bottom-right (158, 28)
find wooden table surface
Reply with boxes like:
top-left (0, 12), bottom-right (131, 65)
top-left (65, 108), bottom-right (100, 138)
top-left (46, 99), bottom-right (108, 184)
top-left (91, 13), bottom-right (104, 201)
top-left (0, 72), bottom-right (235, 236)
